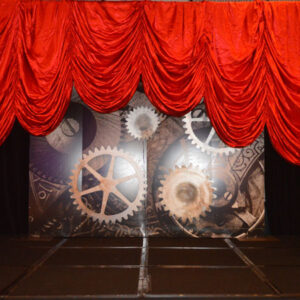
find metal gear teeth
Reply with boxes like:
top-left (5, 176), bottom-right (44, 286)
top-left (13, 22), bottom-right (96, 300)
top-left (155, 200), bottom-right (163, 208)
top-left (183, 112), bottom-right (238, 156)
top-left (68, 146), bottom-right (146, 225)
top-left (125, 106), bottom-right (160, 140)
top-left (158, 165), bottom-right (215, 223)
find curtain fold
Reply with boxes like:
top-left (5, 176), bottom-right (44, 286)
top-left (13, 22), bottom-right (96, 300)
top-left (263, 2), bottom-right (300, 166)
top-left (0, 0), bottom-right (18, 145)
top-left (142, 2), bottom-right (205, 116)
top-left (72, 1), bottom-right (142, 113)
top-left (204, 1), bottom-right (266, 147)
top-left (15, 0), bottom-right (73, 136)
top-left (0, 1), bottom-right (299, 165)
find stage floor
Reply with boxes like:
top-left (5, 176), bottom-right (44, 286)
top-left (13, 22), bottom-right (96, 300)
top-left (0, 236), bottom-right (300, 299)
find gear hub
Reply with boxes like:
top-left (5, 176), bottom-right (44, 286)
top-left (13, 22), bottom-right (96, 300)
top-left (158, 165), bottom-right (214, 222)
top-left (69, 147), bottom-right (146, 224)
top-left (126, 106), bottom-right (159, 140)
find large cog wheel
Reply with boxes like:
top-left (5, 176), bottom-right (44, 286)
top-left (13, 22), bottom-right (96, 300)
top-left (126, 106), bottom-right (159, 140)
top-left (69, 147), bottom-right (146, 224)
top-left (183, 107), bottom-right (238, 156)
top-left (158, 165), bottom-right (214, 222)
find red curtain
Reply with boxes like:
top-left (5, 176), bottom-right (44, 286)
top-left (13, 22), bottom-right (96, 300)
top-left (205, 1), bottom-right (266, 147)
top-left (0, 1), bottom-right (299, 165)
top-left (15, 1), bottom-right (73, 136)
top-left (264, 2), bottom-right (300, 166)
top-left (0, 0), bottom-right (18, 145)
top-left (143, 2), bottom-right (205, 116)
top-left (72, 1), bottom-right (142, 113)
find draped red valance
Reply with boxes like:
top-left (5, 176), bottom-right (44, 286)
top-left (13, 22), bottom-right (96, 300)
top-left (0, 0), bottom-right (299, 165)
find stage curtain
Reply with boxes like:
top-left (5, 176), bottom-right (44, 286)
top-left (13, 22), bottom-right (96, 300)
top-left (0, 0), bottom-right (18, 145)
top-left (72, 1), bottom-right (142, 113)
top-left (0, 1), bottom-right (299, 165)
top-left (15, 0), bottom-right (73, 136)
top-left (264, 2), bottom-right (300, 167)
top-left (143, 2), bottom-right (205, 116)
top-left (204, 1), bottom-right (266, 147)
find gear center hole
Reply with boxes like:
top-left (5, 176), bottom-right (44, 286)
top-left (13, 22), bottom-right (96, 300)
top-left (135, 114), bottom-right (152, 133)
top-left (176, 182), bottom-right (198, 204)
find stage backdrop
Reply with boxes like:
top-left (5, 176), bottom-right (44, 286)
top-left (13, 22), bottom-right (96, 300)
top-left (29, 86), bottom-right (265, 238)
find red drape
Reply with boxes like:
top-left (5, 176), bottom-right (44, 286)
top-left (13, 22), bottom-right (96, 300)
top-left (72, 1), bottom-right (142, 112)
top-left (0, 1), bottom-right (299, 165)
top-left (15, 0), bottom-right (73, 136)
top-left (143, 2), bottom-right (205, 116)
top-left (264, 2), bottom-right (300, 166)
top-left (0, 0), bottom-right (18, 145)
top-left (205, 1), bottom-right (266, 147)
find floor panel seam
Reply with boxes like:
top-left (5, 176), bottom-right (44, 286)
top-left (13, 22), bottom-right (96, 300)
top-left (138, 237), bottom-right (149, 297)
top-left (0, 238), bottom-right (67, 297)
top-left (224, 238), bottom-right (282, 295)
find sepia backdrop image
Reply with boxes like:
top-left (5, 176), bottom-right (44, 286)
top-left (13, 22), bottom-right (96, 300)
top-left (29, 85), bottom-right (265, 238)
top-left (147, 101), bottom-right (265, 238)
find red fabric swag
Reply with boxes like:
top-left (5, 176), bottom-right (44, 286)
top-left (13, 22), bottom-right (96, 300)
top-left (0, 0), bottom-right (18, 145)
top-left (0, 1), bottom-right (299, 165)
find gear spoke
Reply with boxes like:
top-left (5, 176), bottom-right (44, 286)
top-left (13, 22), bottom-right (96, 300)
top-left (112, 187), bottom-right (132, 207)
top-left (107, 155), bottom-right (115, 179)
top-left (191, 117), bottom-right (206, 122)
top-left (205, 127), bottom-right (216, 145)
top-left (70, 147), bottom-right (146, 224)
top-left (100, 190), bottom-right (109, 215)
top-left (79, 185), bottom-right (102, 197)
top-left (84, 164), bottom-right (103, 182)
top-left (115, 173), bottom-right (137, 184)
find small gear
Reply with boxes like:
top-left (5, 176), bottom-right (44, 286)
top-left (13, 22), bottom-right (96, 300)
top-left (183, 105), bottom-right (238, 156)
top-left (158, 165), bottom-right (214, 222)
top-left (126, 106), bottom-right (159, 140)
top-left (69, 147), bottom-right (146, 224)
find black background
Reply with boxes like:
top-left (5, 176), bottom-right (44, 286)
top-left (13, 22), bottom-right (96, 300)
top-left (0, 121), bottom-right (29, 235)
top-left (0, 121), bottom-right (299, 235)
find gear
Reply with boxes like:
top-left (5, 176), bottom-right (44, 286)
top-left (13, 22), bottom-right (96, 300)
top-left (69, 147), bottom-right (146, 224)
top-left (158, 165), bottom-right (214, 222)
top-left (183, 106), bottom-right (238, 156)
top-left (126, 106), bottom-right (159, 140)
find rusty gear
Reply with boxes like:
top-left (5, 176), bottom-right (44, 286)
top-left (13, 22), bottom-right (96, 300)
top-left (183, 108), bottom-right (238, 156)
top-left (69, 147), bottom-right (146, 224)
top-left (126, 106), bottom-right (159, 140)
top-left (158, 165), bottom-right (214, 222)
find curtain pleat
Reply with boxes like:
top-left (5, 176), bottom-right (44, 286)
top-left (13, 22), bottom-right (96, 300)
top-left (0, 0), bottom-right (18, 145)
top-left (72, 1), bottom-right (142, 113)
top-left (0, 1), bottom-right (298, 165)
top-left (142, 2), bottom-right (205, 116)
top-left (264, 2), bottom-right (300, 166)
top-left (15, 0), bottom-right (73, 135)
top-left (204, 2), bottom-right (266, 147)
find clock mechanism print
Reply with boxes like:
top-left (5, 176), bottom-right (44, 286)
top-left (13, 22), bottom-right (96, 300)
top-left (147, 100), bottom-right (264, 237)
top-left (29, 87), bottom-right (147, 237)
top-left (29, 86), bottom-right (265, 238)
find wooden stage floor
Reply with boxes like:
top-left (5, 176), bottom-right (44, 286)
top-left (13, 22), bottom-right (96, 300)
top-left (1, 236), bottom-right (300, 299)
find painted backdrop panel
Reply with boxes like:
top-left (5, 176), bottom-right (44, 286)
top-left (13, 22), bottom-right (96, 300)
top-left (29, 86), bottom-right (264, 237)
